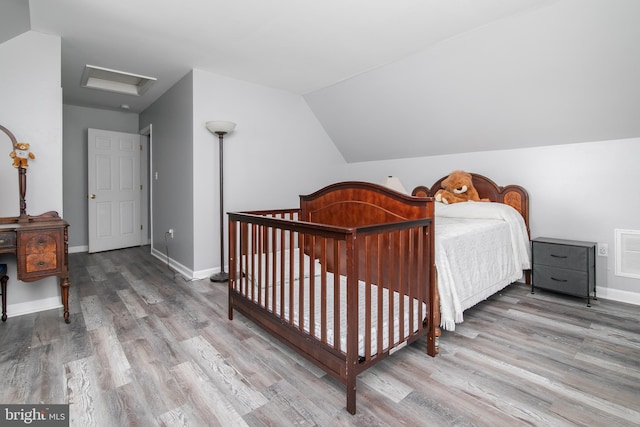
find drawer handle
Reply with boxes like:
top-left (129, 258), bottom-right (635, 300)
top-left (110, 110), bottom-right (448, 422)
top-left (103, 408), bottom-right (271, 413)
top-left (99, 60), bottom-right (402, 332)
top-left (39, 240), bottom-right (46, 245)
top-left (38, 261), bottom-right (46, 266)
top-left (551, 277), bottom-right (568, 282)
top-left (0, 239), bottom-right (4, 244)
top-left (550, 254), bottom-right (567, 259)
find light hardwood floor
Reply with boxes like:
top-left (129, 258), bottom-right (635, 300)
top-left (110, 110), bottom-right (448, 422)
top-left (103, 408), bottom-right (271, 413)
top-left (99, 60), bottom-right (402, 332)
top-left (1, 246), bottom-right (639, 426)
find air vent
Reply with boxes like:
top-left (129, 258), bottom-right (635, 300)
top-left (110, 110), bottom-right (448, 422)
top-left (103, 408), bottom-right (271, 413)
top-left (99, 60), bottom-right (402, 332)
top-left (81, 65), bottom-right (156, 96)
top-left (615, 229), bottom-right (640, 279)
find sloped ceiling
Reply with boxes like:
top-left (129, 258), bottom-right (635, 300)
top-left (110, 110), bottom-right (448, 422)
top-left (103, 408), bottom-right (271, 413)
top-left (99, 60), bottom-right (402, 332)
top-left (304, 0), bottom-right (640, 162)
top-left (24, 0), bottom-right (553, 112)
top-left (6, 0), bottom-right (640, 162)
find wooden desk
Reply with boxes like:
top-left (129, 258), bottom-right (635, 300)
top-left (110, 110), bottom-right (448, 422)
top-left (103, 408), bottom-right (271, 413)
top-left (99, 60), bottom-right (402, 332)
top-left (0, 212), bottom-right (71, 323)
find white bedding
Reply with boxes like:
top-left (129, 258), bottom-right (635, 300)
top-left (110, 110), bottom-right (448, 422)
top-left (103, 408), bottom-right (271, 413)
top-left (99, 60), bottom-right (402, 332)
top-left (435, 201), bottom-right (531, 330)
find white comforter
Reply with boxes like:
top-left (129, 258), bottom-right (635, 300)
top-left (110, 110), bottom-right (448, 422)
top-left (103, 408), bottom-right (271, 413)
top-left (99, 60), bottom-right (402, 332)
top-left (241, 201), bottom-right (530, 340)
top-left (435, 201), bottom-right (531, 330)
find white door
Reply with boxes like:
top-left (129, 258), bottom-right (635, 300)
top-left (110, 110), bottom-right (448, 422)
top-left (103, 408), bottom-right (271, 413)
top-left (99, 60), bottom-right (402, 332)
top-left (88, 128), bottom-right (142, 253)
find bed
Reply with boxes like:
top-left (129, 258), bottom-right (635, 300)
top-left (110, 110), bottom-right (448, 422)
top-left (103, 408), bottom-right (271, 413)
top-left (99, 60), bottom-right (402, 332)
top-left (227, 174), bottom-right (530, 414)
top-left (412, 173), bottom-right (531, 330)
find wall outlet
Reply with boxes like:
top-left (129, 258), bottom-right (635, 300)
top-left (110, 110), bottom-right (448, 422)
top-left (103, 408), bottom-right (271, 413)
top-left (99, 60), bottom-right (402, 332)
top-left (168, 228), bottom-right (174, 238)
top-left (597, 243), bottom-right (608, 257)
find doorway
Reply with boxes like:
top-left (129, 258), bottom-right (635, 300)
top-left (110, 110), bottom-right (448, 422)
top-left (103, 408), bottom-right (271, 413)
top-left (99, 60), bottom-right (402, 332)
top-left (87, 128), bottom-right (150, 252)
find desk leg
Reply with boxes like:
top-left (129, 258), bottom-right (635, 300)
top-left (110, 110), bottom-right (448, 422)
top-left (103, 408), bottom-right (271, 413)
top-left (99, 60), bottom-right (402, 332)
top-left (60, 276), bottom-right (71, 323)
top-left (1, 275), bottom-right (7, 322)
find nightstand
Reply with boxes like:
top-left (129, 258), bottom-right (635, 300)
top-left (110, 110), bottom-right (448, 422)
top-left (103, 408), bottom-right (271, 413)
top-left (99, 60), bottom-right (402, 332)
top-left (531, 237), bottom-right (596, 306)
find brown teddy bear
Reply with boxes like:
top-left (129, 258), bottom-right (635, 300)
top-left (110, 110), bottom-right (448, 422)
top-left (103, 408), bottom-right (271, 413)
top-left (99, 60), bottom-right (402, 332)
top-left (9, 142), bottom-right (35, 168)
top-left (434, 170), bottom-right (488, 204)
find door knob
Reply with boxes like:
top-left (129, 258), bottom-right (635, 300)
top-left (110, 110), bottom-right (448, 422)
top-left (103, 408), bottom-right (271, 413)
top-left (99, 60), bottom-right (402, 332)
top-left (89, 194), bottom-right (96, 199)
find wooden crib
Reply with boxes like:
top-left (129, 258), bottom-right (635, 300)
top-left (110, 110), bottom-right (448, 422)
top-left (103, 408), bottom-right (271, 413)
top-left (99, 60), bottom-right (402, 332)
top-left (227, 181), bottom-right (438, 414)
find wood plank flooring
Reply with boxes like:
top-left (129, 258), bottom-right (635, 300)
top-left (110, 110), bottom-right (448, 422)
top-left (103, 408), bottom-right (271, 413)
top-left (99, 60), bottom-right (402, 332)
top-left (1, 245), bottom-right (639, 426)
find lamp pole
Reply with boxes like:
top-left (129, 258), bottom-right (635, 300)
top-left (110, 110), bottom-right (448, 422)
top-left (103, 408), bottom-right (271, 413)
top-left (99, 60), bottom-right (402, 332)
top-left (211, 131), bottom-right (228, 282)
top-left (206, 121), bottom-right (236, 282)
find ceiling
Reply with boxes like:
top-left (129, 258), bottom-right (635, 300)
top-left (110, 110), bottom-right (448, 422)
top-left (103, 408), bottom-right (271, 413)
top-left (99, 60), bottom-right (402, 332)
top-left (19, 0), bottom-right (554, 113)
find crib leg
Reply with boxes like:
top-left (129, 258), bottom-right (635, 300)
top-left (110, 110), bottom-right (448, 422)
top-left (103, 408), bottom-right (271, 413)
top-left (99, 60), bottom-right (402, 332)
top-left (346, 376), bottom-right (356, 415)
top-left (427, 326), bottom-right (441, 357)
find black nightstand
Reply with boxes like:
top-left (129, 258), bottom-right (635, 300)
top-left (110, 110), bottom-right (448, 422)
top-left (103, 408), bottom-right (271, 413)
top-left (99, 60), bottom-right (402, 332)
top-left (531, 237), bottom-right (596, 306)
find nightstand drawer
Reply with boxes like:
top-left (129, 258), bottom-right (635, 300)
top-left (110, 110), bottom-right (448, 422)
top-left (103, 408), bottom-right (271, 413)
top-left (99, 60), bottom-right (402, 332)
top-left (533, 241), bottom-right (589, 271)
top-left (533, 264), bottom-right (590, 297)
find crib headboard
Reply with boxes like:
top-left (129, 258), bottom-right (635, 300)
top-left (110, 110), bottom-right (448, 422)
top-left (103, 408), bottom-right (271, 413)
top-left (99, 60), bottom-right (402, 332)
top-left (300, 181), bottom-right (432, 226)
top-left (412, 173), bottom-right (530, 235)
top-left (299, 181), bottom-right (434, 289)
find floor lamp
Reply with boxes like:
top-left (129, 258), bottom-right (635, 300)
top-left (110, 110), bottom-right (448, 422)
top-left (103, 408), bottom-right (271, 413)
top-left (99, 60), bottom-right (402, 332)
top-left (206, 120), bottom-right (236, 282)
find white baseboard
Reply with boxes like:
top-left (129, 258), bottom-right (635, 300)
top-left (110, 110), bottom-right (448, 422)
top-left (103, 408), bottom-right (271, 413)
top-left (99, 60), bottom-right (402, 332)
top-left (7, 296), bottom-right (62, 318)
top-left (150, 246), bottom-right (188, 277)
top-left (597, 287), bottom-right (640, 306)
top-left (150, 247), bottom-right (219, 280)
top-left (69, 245), bottom-right (88, 254)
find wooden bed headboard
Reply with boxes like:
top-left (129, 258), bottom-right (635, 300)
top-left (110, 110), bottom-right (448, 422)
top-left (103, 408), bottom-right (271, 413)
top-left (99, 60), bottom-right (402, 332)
top-left (411, 173), bottom-right (530, 235)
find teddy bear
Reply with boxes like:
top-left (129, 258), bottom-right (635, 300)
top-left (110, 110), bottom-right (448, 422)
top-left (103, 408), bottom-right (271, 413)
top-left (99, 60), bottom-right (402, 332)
top-left (434, 170), bottom-right (489, 204)
top-left (9, 142), bottom-right (35, 168)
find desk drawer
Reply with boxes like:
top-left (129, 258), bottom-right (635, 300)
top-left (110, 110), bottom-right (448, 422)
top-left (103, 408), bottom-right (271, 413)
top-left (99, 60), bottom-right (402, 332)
top-left (17, 228), bottom-right (64, 280)
top-left (25, 253), bottom-right (58, 273)
top-left (0, 232), bottom-right (16, 249)
top-left (25, 233), bottom-right (56, 253)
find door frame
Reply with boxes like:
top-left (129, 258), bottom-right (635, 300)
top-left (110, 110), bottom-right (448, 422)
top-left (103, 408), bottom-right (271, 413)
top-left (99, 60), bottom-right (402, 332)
top-left (140, 124), bottom-right (152, 248)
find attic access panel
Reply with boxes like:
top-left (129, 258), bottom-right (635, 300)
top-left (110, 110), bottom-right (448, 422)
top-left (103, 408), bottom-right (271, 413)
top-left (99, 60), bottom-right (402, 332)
top-left (81, 65), bottom-right (156, 96)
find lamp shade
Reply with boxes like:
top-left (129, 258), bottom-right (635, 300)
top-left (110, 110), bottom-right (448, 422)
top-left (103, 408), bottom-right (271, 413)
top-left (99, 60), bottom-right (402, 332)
top-left (206, 121), bottom-right (236, 135)
top-left (382, 176), bottom-right (408, 194)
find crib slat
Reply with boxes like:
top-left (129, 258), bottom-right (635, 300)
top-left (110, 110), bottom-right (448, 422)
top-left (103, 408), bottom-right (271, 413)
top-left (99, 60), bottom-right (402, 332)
top-left (333, 239), bottom-right (340, 352)
top-left (269, 226), bottom-right (275, 312)
top-left (288, 232), bottom-right (295, 326)
top-left (398, 229), bottom-right (406, 342)
top-left (308, 235), bottom-right (316, 338)
top-left (408, 227), bottom-right (416, 322)
top-left (388, 230), bottom-right (395, 350)
top-left (364, 235), bottom-right (372, 361)
top-left (320, 239), bottom-right (327, 344)
top-left (298, 234), bottom-right (305, 332)
top-left (376, 235), bottom-right (384, 357)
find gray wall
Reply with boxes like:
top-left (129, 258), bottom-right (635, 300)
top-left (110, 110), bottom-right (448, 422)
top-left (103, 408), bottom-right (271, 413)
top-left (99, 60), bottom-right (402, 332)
top-left (345, 138), bottom-right (640, 303)
top-left (62, 104), bottom-right (139, 250)
top-left (0, 31), bottom-right (63, 313)
top-left (0, 0), bottom-right (30, 43)
top-left (191, 69), bottom-right (347, 275)
top-left (140, 72), bottom-right (195, 271)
